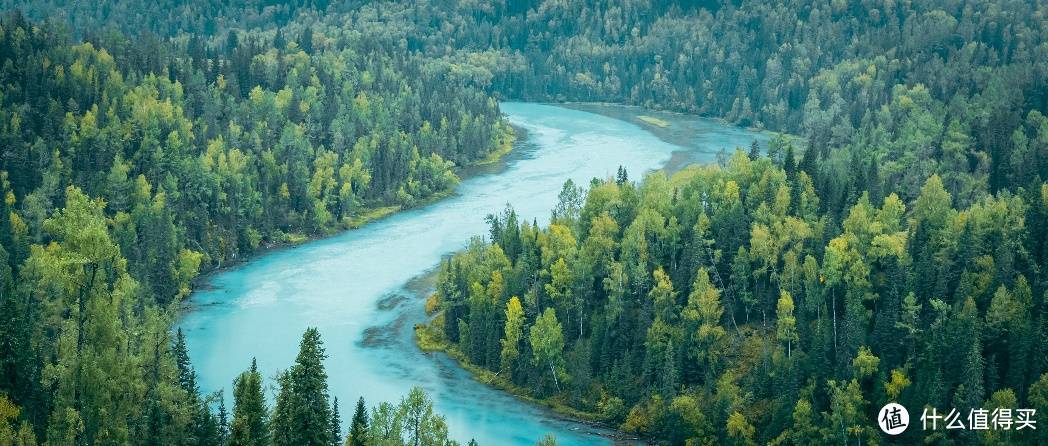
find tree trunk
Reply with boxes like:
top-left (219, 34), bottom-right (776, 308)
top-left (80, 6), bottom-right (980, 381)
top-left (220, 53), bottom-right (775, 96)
top-left (832, 289), bottom-right (838, 355)
top-left (549, 362), bottom-right (561, 393)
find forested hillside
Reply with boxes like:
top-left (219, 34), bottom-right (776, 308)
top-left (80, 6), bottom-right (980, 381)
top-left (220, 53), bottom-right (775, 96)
top-left (0, 0), bottom-right (1046, 445)
top-left (415, 1), bottom-right (1048, 444)
top-left (0, 4), bottom-right (508, 445)
top-left (429, 154), bottom-right (1048, 445)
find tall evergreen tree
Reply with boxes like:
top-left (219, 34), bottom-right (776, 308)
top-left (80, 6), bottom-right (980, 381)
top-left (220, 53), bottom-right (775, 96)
top-left (347, 397), bottom-right (369, 446)
top-left (272, 328), bottom-right (331, 446)
top-left (270, 371), bottom-right (294, 446)
top-left (217, 392), bottom-right (229, 444)
top-left (230, 359), bottom-right (269, 446)
top-left (330, 397), bottom-right (341, 446)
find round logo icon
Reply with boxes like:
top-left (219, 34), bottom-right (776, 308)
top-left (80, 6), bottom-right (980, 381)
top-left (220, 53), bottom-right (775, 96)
top-left (878, 403), bottom-right (910, 435)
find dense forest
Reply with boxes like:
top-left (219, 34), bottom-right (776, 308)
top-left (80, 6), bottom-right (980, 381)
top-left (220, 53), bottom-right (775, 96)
top-left (428, 155), bottom-right (1048, 445)
top-left (0, 0), bottom-right (1046, 445)
top-left (0, 2), bottom-right (509, 445)
top-left (420, 0), bottom-right (1048, 445)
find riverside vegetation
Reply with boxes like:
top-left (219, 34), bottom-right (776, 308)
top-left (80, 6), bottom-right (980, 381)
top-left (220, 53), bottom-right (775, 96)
top-left (1, 0), bottom-right (1047, 445)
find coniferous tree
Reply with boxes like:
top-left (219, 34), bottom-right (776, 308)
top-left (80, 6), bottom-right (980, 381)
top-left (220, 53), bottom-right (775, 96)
top-left (270, 371), bottom-right (294, 446)
top-left (330, 398), bottom-right (341, 446)
top-left (782, 145), bottom-right (796, 178)
top-left (230, 359), bottom-right (268, 446)
top-left (272, 328), bottom-right (331, 446)
top-left (2, 2), bottom-right (1048, 445)
top-left (347, 397), bottom-right (369, 446)
top-left (217, 393), bottom-right (229, 444)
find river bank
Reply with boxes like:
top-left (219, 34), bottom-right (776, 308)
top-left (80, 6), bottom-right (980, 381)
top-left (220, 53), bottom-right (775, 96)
top-left (182, 124), bottom-right (521, 306)
top-left (404, 102), bottom-right (784, 444)
top-left (414, 308), bottom-right (646, 445)
top-left (180, 102), bottom-right (764, 445)
top-left (187, 100), bottom-right (757, 298)
top-left (368, 265), bottom-right (645, 445)
top-left (559, 102), bottom-right (785, 173)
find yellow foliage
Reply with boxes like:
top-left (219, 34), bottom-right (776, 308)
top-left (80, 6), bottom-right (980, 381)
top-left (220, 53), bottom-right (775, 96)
top-left (852, 346), bottom-right (880, 379)
top-left (0, 394), bottom-right (19, 421)
top-left (425, 293), bottom-right (440, 315)
top-left (885, 368), bottom-right (911, 400)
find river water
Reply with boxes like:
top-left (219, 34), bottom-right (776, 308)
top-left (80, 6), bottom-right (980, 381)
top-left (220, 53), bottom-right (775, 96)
top-left (179, 102), bottom-right (768, 445)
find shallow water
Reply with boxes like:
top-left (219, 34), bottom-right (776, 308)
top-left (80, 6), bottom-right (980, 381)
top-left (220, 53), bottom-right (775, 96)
top-left (179, 102), bottom-right (768, 445)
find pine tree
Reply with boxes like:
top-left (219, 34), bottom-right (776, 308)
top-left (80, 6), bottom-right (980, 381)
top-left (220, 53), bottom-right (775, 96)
top-left (194, 397), bottom-right (222, 446)
top-left (731, 248), bottom-right (755, 323)
top-left (0, 242), bottom-right (39, 431)
top-left (798, 142), bottom-right (818, 177)
top-left (329, 398), bottom-right (341, 446)
top-left (660, 339), bottom-right (678, 398)
top-left (1029, 373), bottom-right (1048, 445)
top-left (217, 393), bottom-right (229, 444)
top-left (270, 371), bottom-right (294, 446)
top-left (865, 158), bottom-right (881, 203)
top-left (173, 329), bottom-right (198, 395)
top-left (273, 328), bottom-right (332, 446)
top-left (230, 359), bottom-right (269, 446)
top-left (347, 397), bottom-right (369, 446)
top-left (782, 144), bottom-right (796, 178)
top-left (953, 298), bottom-right (984, 413)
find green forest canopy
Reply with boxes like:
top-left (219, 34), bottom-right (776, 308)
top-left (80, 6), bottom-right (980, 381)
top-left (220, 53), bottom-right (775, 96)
top-left (431, 154), bottom-right (1048, 445)
top-left (0, 0), bottom-right (1045, 445)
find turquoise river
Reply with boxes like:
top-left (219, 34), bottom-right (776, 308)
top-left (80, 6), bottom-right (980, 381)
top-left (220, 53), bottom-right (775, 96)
top-left (179, 102), bottom-right (768, 445)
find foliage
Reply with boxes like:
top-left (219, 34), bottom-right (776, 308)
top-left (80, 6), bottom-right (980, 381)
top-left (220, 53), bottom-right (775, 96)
top-left (436, 157), bottom-right (1048, 444)
top-left (1, 0), bottom-right (1047, 445)
top-left (0, 6), bottom-right (509, 445)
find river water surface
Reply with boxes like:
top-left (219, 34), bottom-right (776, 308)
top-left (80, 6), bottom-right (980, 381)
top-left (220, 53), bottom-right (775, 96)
top-left (179, 103), bottom-right (768, 445)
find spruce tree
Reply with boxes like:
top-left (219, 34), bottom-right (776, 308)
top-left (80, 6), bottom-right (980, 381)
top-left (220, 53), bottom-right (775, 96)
top-left (216, 392), bottom-right (229, 444)
top-left (782, 144), bottom-right (796, 178)
top-left (329, 397), bottom-right (341, 446)
top-left (272, 328), bottom-right (331, 446)
top-left (347, 397), bottom-right (369, 446)
top-left (230, 359), bottom-right (269, 446)
top-left (173, 329), bottom-right (199, 395)
top-left (270, 371), bottom-right (294, 446)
